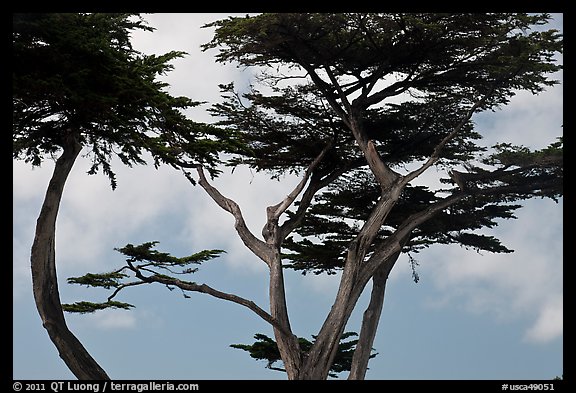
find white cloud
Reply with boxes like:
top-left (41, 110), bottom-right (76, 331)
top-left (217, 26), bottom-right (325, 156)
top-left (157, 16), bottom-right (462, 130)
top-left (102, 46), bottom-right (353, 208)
top-left (67, 307), bottom-right (166, 331)
top-left (13, 160), bottom-right (54, 201)
top-left (419, 198), bottom-right (563, 343)
top-left (81, 309), bottom-right (138, 330)
top-left (475, 78), bottom-right (563, 150)
top-left (300, 270), bottom-right (342, 298)
top-left (131, 13), bottom-right (258, 124)
top-left (524, 297), bottom-right (563, 344)
top-left (12, 150), bottom-right (199, 300)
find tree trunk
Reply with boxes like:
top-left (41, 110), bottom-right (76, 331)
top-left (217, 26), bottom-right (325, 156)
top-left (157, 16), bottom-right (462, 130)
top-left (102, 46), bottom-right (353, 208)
top-left (299, 262), bottom-right (366, 379)
top-left (348, 233), bottom-right (411, 380)
top-left (31, 133), bottom-right (110, 380)
top-left (297, 243), bottom-right (408, 379)
top-left (268, 250), bottom-right (302, 379)
top-left (295, 183), bottom-right (405, 379)
top-left (348, 263), bottom-right (391, 379)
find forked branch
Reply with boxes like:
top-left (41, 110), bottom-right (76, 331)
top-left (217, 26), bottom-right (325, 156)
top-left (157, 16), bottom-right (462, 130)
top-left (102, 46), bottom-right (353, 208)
top-left (266, 141), bottom-right (334, 223)
top-left (196, 166), bottom-right (272, 264)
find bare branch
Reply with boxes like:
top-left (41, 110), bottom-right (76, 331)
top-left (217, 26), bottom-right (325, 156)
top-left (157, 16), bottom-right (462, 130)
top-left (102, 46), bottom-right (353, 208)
top-left (449, 170), bottom-right (468, 191)
top-left (349, 232), bottom-right (411, 380)
top-left (267, 141), bottom-right (334, 223)
top-left (279, 167), bottom-right (345, 241)
top-left (348, 263), bottom-right (388, 380)
top-left (196, 166), bottom-right (272, 264)
top-left (139, 273), bottom-right (293, 339)
top-left (364, 139), bottom-right (401, 190)
top-left (357, 69), bottom-right (415, 108)
top-left (324, 65), bottom-right (353, 114)
top-left (107, 281), bottom-right (146, 302)
top-left (304, 62), bottom-right (402, 205)
top-left (30, 133), bottom-right (110, 380)
top-left (362, 192), bottom-right (466, 283)
top-left (303, 65), bottom-right (352, 130)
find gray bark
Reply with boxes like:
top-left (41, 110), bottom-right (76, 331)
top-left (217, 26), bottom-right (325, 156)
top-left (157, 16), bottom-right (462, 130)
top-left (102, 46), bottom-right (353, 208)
top-left (31, 133), bottom-right (110, 379)
top-left (348, 264), bottom-right (389, 380)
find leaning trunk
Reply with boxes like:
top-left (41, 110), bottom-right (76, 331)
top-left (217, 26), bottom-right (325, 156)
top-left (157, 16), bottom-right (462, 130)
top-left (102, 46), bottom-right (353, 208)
top-left (298, 262), bottom-right (366, 379)
top-left (31, 134), bottom-right (110, 380)
top-left (348, 263), bottom-right (390, 379)
top-left (348, 233), bottom-right (410, 380)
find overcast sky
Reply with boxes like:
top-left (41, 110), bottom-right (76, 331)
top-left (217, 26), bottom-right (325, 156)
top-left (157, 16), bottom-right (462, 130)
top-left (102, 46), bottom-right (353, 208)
top-left (13, 13), bottom-right (563, 380)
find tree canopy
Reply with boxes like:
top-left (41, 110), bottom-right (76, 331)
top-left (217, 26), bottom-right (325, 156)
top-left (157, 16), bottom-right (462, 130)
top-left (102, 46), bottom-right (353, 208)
top-left (204, 13), bottom-right (562, 277)
top-left (13, 13), bottom-right (236, 187)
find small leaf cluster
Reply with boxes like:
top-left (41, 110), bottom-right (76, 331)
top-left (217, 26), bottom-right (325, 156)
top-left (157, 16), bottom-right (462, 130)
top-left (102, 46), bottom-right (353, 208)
top-left (230, 332), bottom-right (376, 378)
top-left (62, 300), bottom-right (134, 314)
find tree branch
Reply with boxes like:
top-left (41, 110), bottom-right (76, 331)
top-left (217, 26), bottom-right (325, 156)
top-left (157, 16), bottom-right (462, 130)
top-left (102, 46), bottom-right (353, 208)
top-left (31, 132), bottom-right (110, 379)
top-left (136, 272), bottom-right (293, 339)
top-left (264, 142), bottom-right (336, 246)
top-left (107, 281), bottom-right (146, 302)
top-left (349, 232), bottom-right (411, 380)
top-left (364, 139), bottom-right (402, 190)
top-left (357, 71), bottom-right (415, 109)
top-left (324, 65), bottom-right (353, 114)
top-left (301, 64), bottom-right (403, 196)
top-left (196, 166), bottom-right (272, 264)
top-left (303, 65), bottom-right (352, 130)
top-left (326, 63), bottom-right (405, 192)
top-left (266, 141), bottom-right (333, 222)
top-left (359, 192), bottom-right (466, 286)
top-left (279, 167), bottom-right (346, 241)
top-left (348, 263), bottom-right (388, 380)
top-left (365, 156), bottom-right (562, 281)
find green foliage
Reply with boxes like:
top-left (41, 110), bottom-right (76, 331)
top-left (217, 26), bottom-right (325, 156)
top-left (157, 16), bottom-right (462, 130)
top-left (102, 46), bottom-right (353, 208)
top-left (486, 137), bottom-right (563, 169)
top-left (211, 83), bottom-right (486, 179)
top-left (55, 14), bottom-right (562, 378)
top-left (67, 272), bottom-right (129, 289)
top-left (231, 332), bottom-right (376, 378)
top-left (282, 175), bottom-right (521, 275)
top-left (13, 13), bottom-right (238, 189)
top-left (230, 334), bottom-right (281, 367)
top-left (62, 300), bottom-right (134, 314)
top-left (204, 13), bottom-right (562, 108)
top-left (115, 241), bottom-right (225, 268)
top-left (438, 138), bottom-right (563, 202)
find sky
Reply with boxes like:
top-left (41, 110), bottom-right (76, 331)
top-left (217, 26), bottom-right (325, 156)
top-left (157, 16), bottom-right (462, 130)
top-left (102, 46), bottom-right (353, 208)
top-left (12, 13), bottom-right (563, 381)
